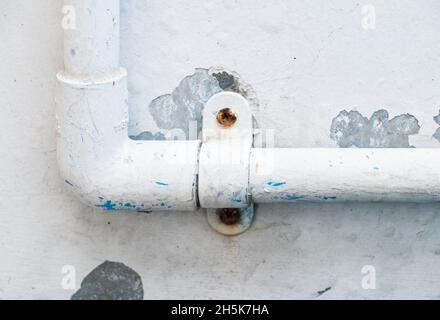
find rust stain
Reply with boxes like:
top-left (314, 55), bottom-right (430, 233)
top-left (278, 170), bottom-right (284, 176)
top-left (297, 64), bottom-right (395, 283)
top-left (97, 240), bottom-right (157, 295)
top-left (216, 108), bottom-right (237, 128)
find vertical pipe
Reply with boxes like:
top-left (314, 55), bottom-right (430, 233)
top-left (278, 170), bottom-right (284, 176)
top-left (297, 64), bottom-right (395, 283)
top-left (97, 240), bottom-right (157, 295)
top-left (57, 0), bottom-right (200, 212)
top-left (63, 0), bottom-right (120, 76)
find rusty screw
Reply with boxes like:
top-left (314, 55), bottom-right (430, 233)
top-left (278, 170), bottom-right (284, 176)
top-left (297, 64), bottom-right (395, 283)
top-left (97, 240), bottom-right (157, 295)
top-left (218, 208), bottom-right (241, 225)
top-left (216, 108), bottom-right (237, 128)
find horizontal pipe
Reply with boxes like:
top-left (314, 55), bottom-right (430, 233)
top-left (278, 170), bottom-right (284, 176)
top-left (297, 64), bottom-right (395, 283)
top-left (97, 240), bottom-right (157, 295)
top-left (250, 148), bottom-right (440, 203)
top-left (59, 0), bottom-right (440, 212)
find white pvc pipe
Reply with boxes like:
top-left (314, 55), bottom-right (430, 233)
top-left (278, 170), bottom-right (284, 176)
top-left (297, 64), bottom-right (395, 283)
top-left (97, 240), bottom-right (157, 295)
top-left (58, 0), bottom-right (440, 213)
top-left (250, 148), bottom-right (440, 203)
top-left (57, 0), bottom-right (200, 212)
top-left (63, 0), bottom-right (120, 76)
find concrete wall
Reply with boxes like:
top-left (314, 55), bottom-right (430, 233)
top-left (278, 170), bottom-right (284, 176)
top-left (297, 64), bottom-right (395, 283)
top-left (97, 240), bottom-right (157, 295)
top-left (1, 0), bottom-right (440, 299)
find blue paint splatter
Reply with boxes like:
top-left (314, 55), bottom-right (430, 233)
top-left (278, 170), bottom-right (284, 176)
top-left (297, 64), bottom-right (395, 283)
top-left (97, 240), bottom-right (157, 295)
top-left (95, 197), bottom-right (168, 212)
top-left (274, 193), bottom-right (305, 201)
top-left (95, 200), bottom-right (117, 211)
top-left (152, 201), bottom-right (172, 209)
top-left (267, 181), bottom-right (287, 188)
top-left (322, 196), bottom-right (337, 200)
top-left (231, 192), bottom-right (244, 204)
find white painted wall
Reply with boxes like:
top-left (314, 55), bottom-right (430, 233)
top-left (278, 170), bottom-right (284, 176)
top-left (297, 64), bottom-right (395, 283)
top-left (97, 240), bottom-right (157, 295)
top-left (1, 0), bottom-right (440, 299)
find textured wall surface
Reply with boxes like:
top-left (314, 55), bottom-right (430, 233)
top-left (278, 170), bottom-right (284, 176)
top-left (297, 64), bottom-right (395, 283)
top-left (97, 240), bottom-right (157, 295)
top-left (1, 0), bottom-right (440, 299)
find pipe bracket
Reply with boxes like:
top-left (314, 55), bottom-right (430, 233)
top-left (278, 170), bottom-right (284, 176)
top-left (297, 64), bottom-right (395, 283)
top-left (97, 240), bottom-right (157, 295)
top-left (198, 92), bottom-right (254, 209)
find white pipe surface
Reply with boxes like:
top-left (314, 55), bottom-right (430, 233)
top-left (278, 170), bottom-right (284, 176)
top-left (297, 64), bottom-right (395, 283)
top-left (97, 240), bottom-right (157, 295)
top-left (58, 0), bottom-right (440, 212)
top-left (57, 0), bottom-right (200, 212)
top-left (63, 0), bottom-right (120, 76)
top-left (250, 148), bottom-right (440, 203)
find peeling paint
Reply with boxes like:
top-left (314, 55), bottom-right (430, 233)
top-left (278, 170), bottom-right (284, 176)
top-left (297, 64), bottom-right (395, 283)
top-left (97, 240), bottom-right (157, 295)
top-left (147, 69), bottom-right (222, 139)
top-left (434, 129), bottom-right (440, 143)
top-left (433, 110), bottom-right (440, 143)
top-left (135, 68), bottom-right (258, 141)
top-left (209, 68), bottom-right (259, 111)
top-left (71, 261), bottom-right (143, 300)
top-left (434, 110), bottom-right (440, 126)
top-left (331, 109), bottom-right (420, 148)
top-left (273, 193), bottom-right (305, 201)
top-left (95, 198), bottom-right (152, 213)
top-left (130, 131), bottom-right (166, 141)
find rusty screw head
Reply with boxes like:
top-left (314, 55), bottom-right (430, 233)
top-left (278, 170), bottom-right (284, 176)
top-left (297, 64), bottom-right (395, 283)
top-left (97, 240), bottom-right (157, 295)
top-left (216, 108), bottom-right (237, 128)
top-left (218, 208), bottom-right (241, 225)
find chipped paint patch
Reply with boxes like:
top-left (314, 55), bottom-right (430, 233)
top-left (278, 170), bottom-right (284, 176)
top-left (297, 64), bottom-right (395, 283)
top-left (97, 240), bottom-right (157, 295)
top-left (147, 69), bottom-right (222, 139)
top-left (135, 68), bottom-right (258, 141)
top-left (433, 110), bottom-right (440, 143)
top-left (331, 109), bottom-right (420, 148)
top-left (71, 261), bottom-right (143, 300)
top-left (209, 67), bottom-right (260, 111)
top-left (273, 193), bottom-right (305, 201)
top-left (434, 129), bottom-right (440, 143)
top-left (130, 131), bottom-right (166, 141)
top-left (95, 198), bottom-right (152, 213)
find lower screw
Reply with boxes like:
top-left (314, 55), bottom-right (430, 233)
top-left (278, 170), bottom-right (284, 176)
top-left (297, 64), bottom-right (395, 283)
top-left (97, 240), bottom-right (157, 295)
top-left (218, 208), bottom-right (241, 225)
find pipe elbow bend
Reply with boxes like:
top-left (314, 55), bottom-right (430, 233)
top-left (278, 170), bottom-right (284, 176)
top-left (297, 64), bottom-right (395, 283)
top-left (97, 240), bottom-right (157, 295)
top-left (56, 70), bottom-right (200, 212)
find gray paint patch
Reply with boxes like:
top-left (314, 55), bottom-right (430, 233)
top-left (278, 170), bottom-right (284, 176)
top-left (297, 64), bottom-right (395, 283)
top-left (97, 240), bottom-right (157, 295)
top-left (331, 109), bottom-right (420, 148)
top-left (71, 261), bottom-right (143, 300)
top-left (434, 129), bottom-right (440, 143)
top-left (210, 68), bottom-right (260, 112)
top-left (148, 68), bottom-right (222, 139)
top-left (434, 111), bottom-right (440, 126)
top-left (433, 110), bottom-right (440, 143)
top-left (130, 131), bottom-right (166, 141)
top-left (212, 71), bottom-right (251, 99)
top-left (136, 68), bottom-right (258, 140)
